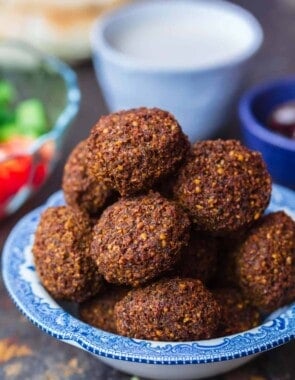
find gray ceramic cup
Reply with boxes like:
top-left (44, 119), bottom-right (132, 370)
top-left (91, 0), bottom-right (263, 142)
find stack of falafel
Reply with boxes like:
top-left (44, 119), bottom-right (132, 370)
top-left (33, 107), bottom-right (295, 341)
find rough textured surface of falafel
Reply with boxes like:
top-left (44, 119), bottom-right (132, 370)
top-left (62, 140), bottom-right (113, 216)
top-left (79, 286), bottom-right (129, 333)
top-left (173, 232), bottom-right (218, 284)
top-left (236, 211), bottom-right (295, 312)
top-left (33, 206), bottom-right (103, 302)
top-left (90, 192), bottom-right (191, 286)
top-left (115, 278), bottom-right (221, 341)
top-left (87, 108), bottom-right (190, 196)
top-left (212, 288), bottom-right (261, 337)
top-left (173, 139), bottom-right (272, 235)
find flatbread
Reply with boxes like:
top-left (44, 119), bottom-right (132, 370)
top-left (0, 0), bottom-right (130, 62)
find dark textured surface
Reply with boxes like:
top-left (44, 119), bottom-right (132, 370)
top-left (173, 139), bottom-right (272, 234)
top-left (87, 107), bottom-right (190, 196)
top-left (1, 0), bottom-right (295, 378)
top-left (115, 278), bottom-right (220, 341)
top-left (236, 211), bottom-right (295, 312)
top-left (91, 192), bottom-right (190, 286)
top-left (32, 206), bottom-right (102, 303)
top-left (62, 140), bottom-right (113, 216)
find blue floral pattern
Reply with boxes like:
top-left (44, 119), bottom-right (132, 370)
top-left (2, 185), bottom-right (295, 365)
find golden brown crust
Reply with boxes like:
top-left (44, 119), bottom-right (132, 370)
top-left (87, 108), bottom-right (190, 196)
top-left (33, 206), bottom-right (103, 302)
top-left (212, 288), bottom-right (261, 337)
top-left (115, 278), bottom-right (221, 341)
top-left (173, 139), bottom-right (272, 235)
top-left (62, 140), bottom-right (114, 216)
top-left (236, 211), bottom-right (295, 312)
top-left (90, 191), bottom-right (191, 286)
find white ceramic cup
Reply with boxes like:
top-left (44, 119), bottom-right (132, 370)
top-left (91, 0), bottom-right (263, 142)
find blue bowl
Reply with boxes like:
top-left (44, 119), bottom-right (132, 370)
top-left (2, 186), bottom-right (295, 380)
top-left (239, 78), bottom-right (295, 189)
top-left (92, 0), bottom-right (263, 142)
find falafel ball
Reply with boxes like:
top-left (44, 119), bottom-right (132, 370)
top-left (114, 278), bottom-right (221, 341)
top-left (212, 288), bottom-right (261, 337)
top-left (236, 211), bottom-right (295, 312)
top-left (79, 286), bottom-right (129, 333)
top-left (173, 232), bottom-right (218, 284)
top-left (33, 206), bottom-right (103, 302)
top-left (212, 236), bottom-right (245, 287)
top-left (90, 191), bottom-right (191, 287)
top-left (173, 139), bottom-right (272, 235)
top-left (62, 140), bottom-right (114, 216)
top-left (87, 108), bottom-right (190, 196)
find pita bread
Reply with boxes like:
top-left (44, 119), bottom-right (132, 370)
top-left (0, 0), bottom-right (130, 61)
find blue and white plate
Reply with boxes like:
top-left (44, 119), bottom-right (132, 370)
top-left (2, 185), bottom-right (295, 380)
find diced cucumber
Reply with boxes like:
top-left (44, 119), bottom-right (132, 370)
top-left (0, 80), bottom-right (15, 106)
top-left (16, 99), bottom-right (48, 137)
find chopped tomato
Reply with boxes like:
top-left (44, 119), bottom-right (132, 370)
top-left (0, 155), bottom-right (31, 203)
top-left (0, 137), bottom-right (55, 206)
